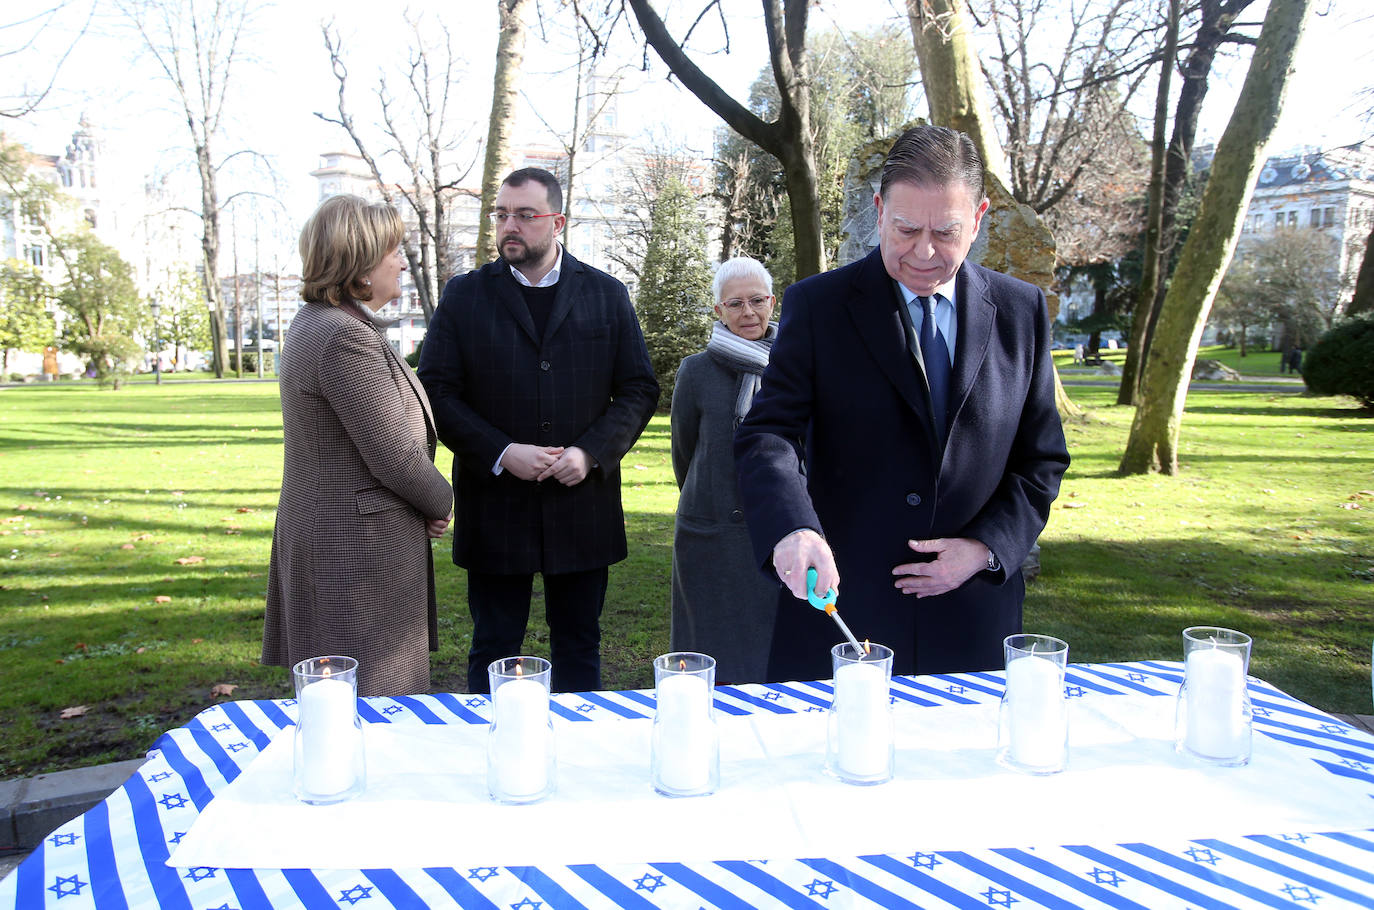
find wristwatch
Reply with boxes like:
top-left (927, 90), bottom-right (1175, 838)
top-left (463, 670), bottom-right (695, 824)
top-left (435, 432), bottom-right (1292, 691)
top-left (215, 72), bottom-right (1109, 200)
top-left (986, 547), bottom-right (1001, 573)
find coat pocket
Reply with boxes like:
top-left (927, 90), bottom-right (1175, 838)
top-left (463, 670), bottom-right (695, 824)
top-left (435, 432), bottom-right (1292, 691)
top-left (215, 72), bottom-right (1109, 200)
top-left (355, 486), bottom-right (408, 515)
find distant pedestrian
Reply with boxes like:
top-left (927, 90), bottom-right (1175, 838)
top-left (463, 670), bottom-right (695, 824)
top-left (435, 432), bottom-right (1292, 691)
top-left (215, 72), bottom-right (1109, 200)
top-left (1288, 346), bottom-right (1303, 375)
top-left (1073, 342), bottom-right (1084, 365)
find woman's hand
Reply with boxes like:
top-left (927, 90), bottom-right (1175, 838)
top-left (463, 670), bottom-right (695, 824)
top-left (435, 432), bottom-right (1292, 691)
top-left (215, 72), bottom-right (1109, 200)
top-left (426, 514), bottom-right (453, 538)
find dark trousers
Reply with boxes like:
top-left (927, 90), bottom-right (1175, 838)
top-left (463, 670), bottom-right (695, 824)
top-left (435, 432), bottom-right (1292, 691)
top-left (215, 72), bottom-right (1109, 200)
top-left (466, 566), bottom-right (608, 694)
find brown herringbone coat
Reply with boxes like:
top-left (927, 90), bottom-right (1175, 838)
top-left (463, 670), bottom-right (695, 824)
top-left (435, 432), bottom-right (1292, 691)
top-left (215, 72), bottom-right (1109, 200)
top-left (262, 301), bottom-right (453, 697)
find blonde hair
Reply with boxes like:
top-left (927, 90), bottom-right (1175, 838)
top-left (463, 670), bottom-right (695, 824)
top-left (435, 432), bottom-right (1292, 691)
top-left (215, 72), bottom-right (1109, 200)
top-left (298, 194), bottom-right (404, 306)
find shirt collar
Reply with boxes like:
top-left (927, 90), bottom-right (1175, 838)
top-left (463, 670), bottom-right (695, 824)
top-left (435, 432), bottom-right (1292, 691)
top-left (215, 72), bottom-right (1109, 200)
top-left (509, 244), bottom-right (564, 288)
top-left (896, 273), bottom-right (958, 309)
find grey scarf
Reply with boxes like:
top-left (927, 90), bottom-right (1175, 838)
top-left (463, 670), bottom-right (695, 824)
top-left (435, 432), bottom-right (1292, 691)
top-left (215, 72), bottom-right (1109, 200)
top-left (705, 320), bottom-right (777, 423)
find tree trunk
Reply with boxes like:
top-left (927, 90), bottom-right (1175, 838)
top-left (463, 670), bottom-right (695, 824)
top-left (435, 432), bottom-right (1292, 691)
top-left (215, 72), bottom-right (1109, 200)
top-left (905, 0), bottom-right (1011, 188)
top-left (1349, 226), bottom-right (1374, 317)
top-left (197, 142), bottom-right (229, 380)
top-left (476, 0), bottom-right (529, 265)
top-left (1118, 0), bottom-right (1177, 405)
top-left (627, 0), bottom-right (824, 278)
top-left (1120, 0), bottom-right (1311, 475)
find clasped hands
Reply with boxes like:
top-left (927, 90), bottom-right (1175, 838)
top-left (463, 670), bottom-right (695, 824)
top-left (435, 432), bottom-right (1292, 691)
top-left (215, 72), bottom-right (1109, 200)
top-left (500, 443), bottom-right (592, 486)
top-left (772, 528), bottom-right (991, 600)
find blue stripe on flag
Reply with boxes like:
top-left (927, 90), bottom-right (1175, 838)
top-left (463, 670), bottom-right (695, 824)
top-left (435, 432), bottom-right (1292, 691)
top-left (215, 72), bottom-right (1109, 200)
top-left (717, 859), bottom-right (825, 908)
top-left (511, 865), bottom-right (592, 908)
top-left (1310, 759), bottom-right (1374, 785)
top-left (719, 688), bottom-right (804, 714)
top-left (764, 683), bottom-right (828, 709)
top-left (941, 672), bottom-right (1007, 697)
top-left (281, 868), bottom-right (343, 908)
top-left (363, 868), bottom-right (429, 908)
top-left (992, 847), bottom-right (1155, 910)
top-left (1131, 661), bottom-right (1185, 683)
top-left (391, 695), bottom-right (447, 724)
top-left (423, 867), bottom-right (501, 908)
top-left (1060, 670), bottom-right (1120, 694)
top-left (1247, 833), bottom-right (1374, 887)
top-left (1252, 698), bottom-right (1357, 726)
top-left (1321, 831), bottom-right (1374, 853)
top-left (1062, 845), bottom-right (1234, 909)
top-left (939, 850), bottom-right (1078, 908)
top-left (225, 868), bottom-right (272, 909)
top-left (12, 847), bottom-right (43, 910)
top-left (430, 692), bottom-right (492, 725)
top-left (550, 701), bottom-right (593, 722)
top-left (1257, 720), bottom-right (1374, 755)
top-left (578, 691), bottom-right (652, 719)
top-left (890, 677), bottom-right (980, 705)
top-left (253, 698), bottom-right (295, 732)
top-left (158, 731), bottom-right (228, 809)
top-left (801, 857), bottom-right (929, 909)
top-left (1074, 665), bottom-right (1176, 696)
top-left (357, 700), bottom-right (390, 723)
top-left (80, 801), bottom-right (131, 910)
top-left (859, 853), bottom-right (991, 909)
top-left (1194, 838), bottom-right (1374, 908)
top-left (218, 700), bottom-right (277, 748)
top-left (650, 861), bottom-right (756, 909)
top-left (123, 775), bottom-right (194, 910)
top-left (1122, 842), bottom-right (1299, 909)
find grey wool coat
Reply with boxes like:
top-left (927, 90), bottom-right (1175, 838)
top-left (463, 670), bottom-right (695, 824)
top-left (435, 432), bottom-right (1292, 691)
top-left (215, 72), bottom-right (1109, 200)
top-left (669, 349), bottom-right (780, 684)
top-left (262, 302), bottom-right (453, 697)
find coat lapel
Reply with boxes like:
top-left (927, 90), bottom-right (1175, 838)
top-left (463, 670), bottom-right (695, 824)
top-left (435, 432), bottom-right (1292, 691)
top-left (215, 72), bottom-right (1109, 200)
top-left (543, 249), bottom-right (581, 343)
top-left (487, 262), bottom-right (540, 345)
top-left (949, 261), bottom-right (993, 429)
top-left (847, 248), bottom-right (927, 419)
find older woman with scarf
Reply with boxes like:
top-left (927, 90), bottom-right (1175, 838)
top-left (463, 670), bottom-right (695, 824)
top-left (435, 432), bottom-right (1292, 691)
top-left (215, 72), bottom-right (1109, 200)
top-left (669, 257), bottom-right (780, 683)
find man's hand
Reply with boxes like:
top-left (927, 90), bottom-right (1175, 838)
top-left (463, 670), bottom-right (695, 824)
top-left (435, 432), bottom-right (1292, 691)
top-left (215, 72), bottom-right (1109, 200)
top-left (537, 445), bottom-right (592, 486)
top-left (500, 444), bottom-right (565, 481)
top-left (426, 514), bottom-right (452, 538)
top-left (893, 537), bottom-right (989, 597)
top-left (772, 528), bottom-right (838, 601)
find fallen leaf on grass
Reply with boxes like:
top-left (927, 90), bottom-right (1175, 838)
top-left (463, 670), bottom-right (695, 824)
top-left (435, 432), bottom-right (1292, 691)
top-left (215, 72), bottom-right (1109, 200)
top-left (211, 683), bottom-right (238, 697)
top-left (16, 504), bottom-right (32, 511)
top-left (153, 595), bottom-right (172, 603)
top-left (60, 706), bottom-right (87, 719)
top-left (1339, 502), bottom-right (1361, 510)
top-left (1351, 490), bottom-right (1373, 501)
top-left (192, 638), bottom-right (203, 643)
top-left (3, 516), bottom-right (22, 524)
top-left (1061, 502), bottom-right (1086, 509)
top-left (175, 555), bottom-right (205, 565)
top-left (235, 507), bottom-right (257, 513)
top-left (23, 529), bottom-right (45, 535)
top-left (1260, 488), bottom-right (1276, 494)
top-left (120, 543), bottom-right (136, 550)
top-left (223, 528), bottom-right (242, 535)
top-left (132, 533), bottom-right (153, 541)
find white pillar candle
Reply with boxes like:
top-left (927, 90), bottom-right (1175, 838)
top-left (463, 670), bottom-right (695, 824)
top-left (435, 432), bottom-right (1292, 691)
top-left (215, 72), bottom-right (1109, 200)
top-left (1006, 654), bottom-right (1066, 768)
top-left (1185, 645), bottom-right (1247, 757)
top-left (492, 676), bottom-right (550, 798)
top-left (655, 673), bottom-right (712, 792)
top-left (834, 661), bottom-right (891, 778)
top-left (297, 676), bottom-right (358, 796)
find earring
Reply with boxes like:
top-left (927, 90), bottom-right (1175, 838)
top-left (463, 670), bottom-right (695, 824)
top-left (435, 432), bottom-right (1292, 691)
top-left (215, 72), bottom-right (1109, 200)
top-left (363, 279), bottom-right (371, 286)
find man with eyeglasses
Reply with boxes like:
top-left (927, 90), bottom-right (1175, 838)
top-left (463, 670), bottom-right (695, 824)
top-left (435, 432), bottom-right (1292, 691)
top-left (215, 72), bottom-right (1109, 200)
top-left (418, 167), bottom-right (658, 694)
top-left (734, 126), bottom-right (1069, 683)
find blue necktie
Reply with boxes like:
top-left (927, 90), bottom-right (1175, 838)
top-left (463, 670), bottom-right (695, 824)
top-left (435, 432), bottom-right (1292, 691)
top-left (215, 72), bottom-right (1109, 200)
top-left (919, 295), bottom-right (951, 436)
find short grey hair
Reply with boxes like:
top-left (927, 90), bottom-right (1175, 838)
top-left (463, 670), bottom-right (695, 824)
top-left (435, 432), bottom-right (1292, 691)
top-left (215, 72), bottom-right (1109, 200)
top-left (711, 256), bottom-right (773, 305)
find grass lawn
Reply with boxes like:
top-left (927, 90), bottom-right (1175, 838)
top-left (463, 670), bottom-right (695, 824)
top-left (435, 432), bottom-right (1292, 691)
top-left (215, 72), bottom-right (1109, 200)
top-left (0, 380), bottom-right (1370, 779)
top-left (1052, 344), bottom-right (1296, 377)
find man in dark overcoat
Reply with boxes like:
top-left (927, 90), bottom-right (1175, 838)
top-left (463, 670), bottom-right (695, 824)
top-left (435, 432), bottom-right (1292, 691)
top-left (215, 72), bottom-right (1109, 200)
top-left (735, 126), bottom-right (1070, 682)
top-left (419, 168), bottom-right (658, 693)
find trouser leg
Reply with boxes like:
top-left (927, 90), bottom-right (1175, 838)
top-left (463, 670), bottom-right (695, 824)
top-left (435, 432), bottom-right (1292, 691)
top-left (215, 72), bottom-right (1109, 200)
top-left (543, 566), bottom-right (608, 693)
top-left (466, 570), bottom-right (534, 694)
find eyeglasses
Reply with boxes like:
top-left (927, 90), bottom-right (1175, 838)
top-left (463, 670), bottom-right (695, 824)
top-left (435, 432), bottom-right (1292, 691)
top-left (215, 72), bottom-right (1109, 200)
top-left (721, 295), bottom-right (772, 311)
top-left (487, 210), bottom-right (559, 225)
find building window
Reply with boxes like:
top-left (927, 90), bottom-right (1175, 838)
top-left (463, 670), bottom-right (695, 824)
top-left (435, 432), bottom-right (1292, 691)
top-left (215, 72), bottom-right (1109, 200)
top-left (1324, 207), bottom-right (1336, 227)
top-left (1274, 213), bottom-right (1284, 229)
top-left (1287, 211), bottom-right (1298, 227)
top-left (1310, 209), bottom-right (1321, 228)
top-left (25, 245), bottom-right (44, 267)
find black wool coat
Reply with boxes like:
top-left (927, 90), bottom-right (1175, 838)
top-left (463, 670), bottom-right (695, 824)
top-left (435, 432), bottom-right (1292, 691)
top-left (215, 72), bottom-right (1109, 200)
top-left (418, 251), bottom-right (658, 575)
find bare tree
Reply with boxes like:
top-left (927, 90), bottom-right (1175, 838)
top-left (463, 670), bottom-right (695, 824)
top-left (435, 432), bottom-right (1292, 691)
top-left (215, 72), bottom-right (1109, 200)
top-left (1, 3), bottom-right (93, 120)
top-left (1120, 0), bottom-right (1312, 475)
top-left (116, 0), bottom-right (267, 379)
top-left (627, 0), bottom-right (827, 279)
top-left (317, 16), bottom-right (479, 323)
top-left (1117, 0), bottom-right (1260, 403)
top-left (475, 0), bottom-right (532, 264)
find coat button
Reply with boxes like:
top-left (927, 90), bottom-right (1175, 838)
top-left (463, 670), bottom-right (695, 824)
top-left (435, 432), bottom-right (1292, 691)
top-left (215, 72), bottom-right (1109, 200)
top-left (540, 420), bottom-right (552, 432)
top-left (540, 360), bottom-right (551, 371)
top-left (730, 509), bottom-right (743, 522)
top-left (906, 493), bottom-right (922, 506)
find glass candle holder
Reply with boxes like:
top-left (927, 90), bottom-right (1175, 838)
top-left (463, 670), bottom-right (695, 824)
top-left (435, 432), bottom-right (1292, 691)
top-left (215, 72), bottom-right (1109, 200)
top-left (292, 655), bottom-right (366, 805)
top-left (997, 634), bottom-right (1069, 775)
top-left (487, 656), bottom-right (556, 804)
top-left (651, 651), bottom-right (720, 797)
top-left (1175, 626), bottom-right (1253, 766)
top-left (825, 642), bottom-right (894, 785)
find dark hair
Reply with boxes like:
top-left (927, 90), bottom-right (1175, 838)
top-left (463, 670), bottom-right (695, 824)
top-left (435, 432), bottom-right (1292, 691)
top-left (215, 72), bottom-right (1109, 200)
top-left (502, 167), bottom-right (564, 213)
top-left (880, 125), bottom-right (984, 202)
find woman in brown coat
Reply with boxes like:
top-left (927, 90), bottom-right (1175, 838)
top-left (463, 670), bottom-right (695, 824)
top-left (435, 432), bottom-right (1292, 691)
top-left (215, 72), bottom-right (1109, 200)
top-left (262, 195), bottom-right (453, 697)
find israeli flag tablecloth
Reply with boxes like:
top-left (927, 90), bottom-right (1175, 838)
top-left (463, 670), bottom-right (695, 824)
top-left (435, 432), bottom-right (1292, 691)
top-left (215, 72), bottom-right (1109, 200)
top-left (3, 661), bottom-right (1373, 909)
